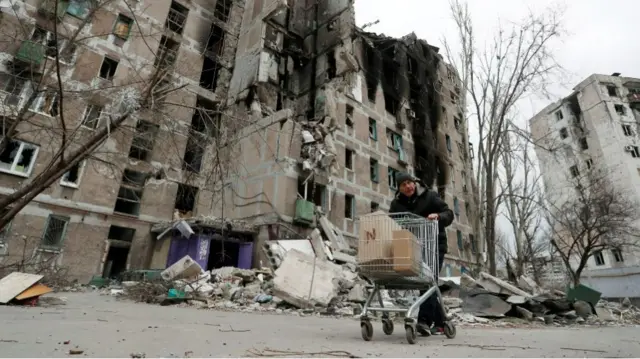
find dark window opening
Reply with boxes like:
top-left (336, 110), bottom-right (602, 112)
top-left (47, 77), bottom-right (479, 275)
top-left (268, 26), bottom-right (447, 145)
top-left (61, 161), bottom-right (82, 186)
top-left (175, 183), bottom-right (198, 214)
top-left (199, 57), bottom-right (220, 91)
top-left (454, 117), bottom-right (461, 131)
top-left (559, 127), bottom-right (569, 139)
top-left (606, 85), bottom-right (617, 97)
top-left (108, 225), bottom-right (136, 242)
top-left (370, 201), bottom-right (379, 213)
top-left (630, 146), bottom-right (640, 158)
top-left (569, 165), bottom-right (579, 178)
top-left (207, 239), bottom-right (240, 270)
top-left (555, 110), bottom-right (563, 121)
top-left (370, 158), bottom-right (379, 183)
top-left (344, 194), bottom-right (354, 219)
top-left (165, 1), bottom-right (189, 35)
top-left (297, 179), bottom-right (326, 209)
top-left (155, 36), bottom-right (179, 68)
top-left (99, 57), bottom-right (118, 80)
top-left (206, 24), bottom-right (225, 57)
top-left (383, 91), bottom-right (398, 116)
top-left (103, 245), bottom-right (129, 279)
top-left (114, 169), bottom-right (146, 216)
top-left (327, 49), bottom-right (336, 79)
top-left (594, 250), bottom-right (605, 266)
top-left (345, 104), bottom-right (354, 127)
top-left (622, 124), bottom-right (633, 136)
top-left (345, 148), bottom-right (353, 170)
top-left (612, 248), bottom-right (624, 263)
top-left (214, 0), bottom-right (232, 22)
top-left (183, 138), bottom-right (204, 173)
top-left (615, 104), bottom-right (626, 116)
top-left (192, 97), bottom-right (220, 137)
top-left (579, 138), bottom-right (589, 150)
top-left (128, 120), bottom-right (159, 161)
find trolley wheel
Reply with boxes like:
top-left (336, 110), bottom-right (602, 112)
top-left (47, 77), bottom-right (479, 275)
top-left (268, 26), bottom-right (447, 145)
top-left (444, 322), bottom-right (456, 339)
top-left (361, 321), bottom-right (373, 341)
top-left (382, 319), bottom-right (394, 335)
top-left (405, 326), bottom-right (417, 344)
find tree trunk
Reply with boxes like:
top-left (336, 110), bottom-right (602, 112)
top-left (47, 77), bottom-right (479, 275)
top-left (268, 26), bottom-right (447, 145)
top-left (485, 175), bottom-right (497, 275)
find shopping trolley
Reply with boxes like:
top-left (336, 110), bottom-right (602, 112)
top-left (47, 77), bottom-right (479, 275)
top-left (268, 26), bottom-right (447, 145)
top-left (357, 212), bottom-right (456, 344)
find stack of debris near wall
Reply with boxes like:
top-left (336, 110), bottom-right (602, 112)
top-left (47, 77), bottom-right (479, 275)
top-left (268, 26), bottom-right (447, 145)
top-left (440, 272), bottom-right (640, 326)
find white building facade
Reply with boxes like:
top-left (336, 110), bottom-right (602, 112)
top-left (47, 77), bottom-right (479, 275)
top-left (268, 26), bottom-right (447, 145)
top-left (530, 73), bottom-right (640, 298)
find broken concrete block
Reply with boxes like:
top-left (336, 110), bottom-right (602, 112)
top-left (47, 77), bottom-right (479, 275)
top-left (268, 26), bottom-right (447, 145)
top-left (515, 306), bottom-right (534, 321)
top-left (517, 275), bottom-right (541, 294)
top-left (161, 255), bottom-right (203, 281)
top-left (506, 295), bottom-right (527, 305)
top-left (347, 284), bottom-right (367, 303)
top-left (318, 216), bottom-right (349, 251)
top-left (460, 273), bottom-right (477, 288)
top-left (443, 297), bottom-right (463, 308)
top-left (308, 229), bottom-right (328, 260)
top-left (462, 290), bottom-right (512, 318)
top-left (272, 249), bottom-right (342, 308)
top-left (595, 307), bottom-right (615, 321)
top-left (573, 300), bottom-right (593, 318)
top-left (332, 251), bottom-right (356, 264)
top-left (477, 272), bottom-right (532, 297)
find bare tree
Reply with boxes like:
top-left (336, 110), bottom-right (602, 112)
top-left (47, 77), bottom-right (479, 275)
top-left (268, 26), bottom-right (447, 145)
top-left (442, 0), bottom-right (566, 274)
top-left (546, 169), bottom-right (640, 286)
top-left (0, 0), bottom-right (237, 252)
top-left (498, 124), bottom-right (546, 278)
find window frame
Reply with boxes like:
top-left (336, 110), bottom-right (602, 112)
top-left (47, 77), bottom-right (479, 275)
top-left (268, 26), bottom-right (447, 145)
top-left (0, 139), bottom-right (40, 177)
top-left (40, 214), bottom-right (70, 249)
top-left (80, 104), bottom-right (104, 129)
top-left (113, 14), bottom-right (134, 40)
top-left (60, 160), bottom-right (86, 188)
top-left (368, 118), bottom-right (377, 141)
top-left (29, 89), bottom-right (59, 117)
top-left (388, 167), bottom-right (398, 190)
top-left (369, 158), bottom-right (379, 183)
top-left (344, 193), bottom-right (355, 220)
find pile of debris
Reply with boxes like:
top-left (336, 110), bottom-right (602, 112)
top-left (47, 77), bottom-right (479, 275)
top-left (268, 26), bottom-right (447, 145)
top-left (439, 272), bottom-right (640, 327)
top-left (115, 251), bottom-right (368, 317)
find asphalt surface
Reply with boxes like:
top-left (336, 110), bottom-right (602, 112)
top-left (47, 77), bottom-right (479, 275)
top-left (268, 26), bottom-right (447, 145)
top-left (0, 292), bottom-right (639, 358)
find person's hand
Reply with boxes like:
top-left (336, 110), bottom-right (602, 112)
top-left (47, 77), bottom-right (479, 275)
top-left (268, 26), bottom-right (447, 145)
top-left (427, 213), bottom-right (439, 220)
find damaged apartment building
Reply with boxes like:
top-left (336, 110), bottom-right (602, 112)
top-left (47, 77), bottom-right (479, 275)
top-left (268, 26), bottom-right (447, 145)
top-left (212, 0), bottom-right (480, 275)
top-left (0, 0), bottom-right (478, 282)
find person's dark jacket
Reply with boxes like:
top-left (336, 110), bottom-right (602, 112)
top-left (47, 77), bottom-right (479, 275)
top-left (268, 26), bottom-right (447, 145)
top-left (389, 185), bottom-right (454, 254)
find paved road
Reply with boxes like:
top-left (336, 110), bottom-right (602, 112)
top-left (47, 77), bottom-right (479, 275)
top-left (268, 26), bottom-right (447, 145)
top-left (0, 292), bottom-right (638, 358)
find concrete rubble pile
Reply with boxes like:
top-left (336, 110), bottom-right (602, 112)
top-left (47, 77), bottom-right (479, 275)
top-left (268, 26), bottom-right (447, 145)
top-left (439, 272), bottom-right (640, 327)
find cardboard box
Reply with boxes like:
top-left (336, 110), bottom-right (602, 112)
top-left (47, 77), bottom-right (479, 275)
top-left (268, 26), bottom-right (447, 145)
top-left (392, 230), bottom-right (420, 276)
top-left (357, 211), bottom-right (403, 266)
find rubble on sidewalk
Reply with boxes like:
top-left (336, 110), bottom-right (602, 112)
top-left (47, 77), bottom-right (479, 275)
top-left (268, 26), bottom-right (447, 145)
top-left (439, 272), bottom-right (640, 327)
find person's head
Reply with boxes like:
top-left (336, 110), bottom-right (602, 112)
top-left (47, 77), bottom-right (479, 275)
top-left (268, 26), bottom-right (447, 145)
top-left (395, 172), bottom-right (416, 197)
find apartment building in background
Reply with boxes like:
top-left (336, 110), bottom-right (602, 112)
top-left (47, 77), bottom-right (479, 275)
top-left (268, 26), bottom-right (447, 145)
top-left (530, 73), bottom-right (640, 298)
top-left (0, 0), bottom-right (480, 282)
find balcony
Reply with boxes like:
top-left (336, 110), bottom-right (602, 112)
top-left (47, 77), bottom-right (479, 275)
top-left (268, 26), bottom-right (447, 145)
top-left (15, 41), bottom-right (45, 66)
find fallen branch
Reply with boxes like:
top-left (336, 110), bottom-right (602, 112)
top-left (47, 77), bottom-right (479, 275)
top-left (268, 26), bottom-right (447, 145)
top-left (247, 348), bottom-right (359, 358)
top-left (561, 347), bottom-right (607, 353)
top-left (219, 325), bottom-right (250, 333)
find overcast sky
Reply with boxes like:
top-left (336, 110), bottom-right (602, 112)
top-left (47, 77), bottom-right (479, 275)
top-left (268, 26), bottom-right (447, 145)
top-left (354, 0), bottom-right (639, 259)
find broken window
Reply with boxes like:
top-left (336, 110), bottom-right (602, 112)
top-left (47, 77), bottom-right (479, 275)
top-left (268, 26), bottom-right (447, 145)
top-left (41, 215), bottom-right (69, 248)
top-left (370, 201), bottom-right (379, 213)
top-left (456, 230), bottom-right (463, 250)
top-left (0, 135), bottom-right (38, 176)
top-left (450, 91), bottom-right (457, 104)
top-left (453, 197), bottom-right (460, 218)
top-left (579, 138), bottom-right (589, 150)
top-left (386, 129), bottom-right (402, 152)
top-left (629, 146), bottom-right (640, 158)
top-left (387, 167), bottom-right (399, 190)
top-left (113, 14), bottom-right (133, 40)
top-left (445, 135), bottom-right (452, 152)
top-left (470, 234), bottom-right (476, 253)
top-left (615, 104), bottom-right (626, 116)
top-left (114, 169), bottom-right (146, 216)
top-left (611, 248), bottom-right (624, 263)
top-left (175, 183), bottom-right (198, 214)
top-left (199, 57), bottom-right (220, 91)
top-left (166, 1), bottom-right (189, 35)
top-left (31, 26), bottom-right (76, 63)
top-left (454, 116), bottom-right (461, 131)
top-left (370, 158), bottom-right (379, 183)
top-left (569, 165), bottom-right (579, 178)
top-left (606, 84), bottom-right (617, 97)
top-left (206, 24), bottom-right (225, 57)
top-left (183, 138), bottom-right (204, 173)
top-left (383, 91), bottom-right (398, 116)
top-left (344, 194), bottom-right (355, 220)
top-left (66, 0), bottom-right (92, 19)
top-left (555, 110), bottom-right (564, 121)
top-left (29, 89), bottom-right (59, 116)
top-left (81, 105), bottom-right (103, 129)
top-left (214, 0), bottom-right (232, 22)
top-left (0, 72), bottom-right (27, 106)
top-left (345, 148), bottom-right (354, 170)
top-left (99, 57), bottom-right (119, 80)
top-left (60, 160), bottom-right (84, 188)
top-left (108, 225), bottom-right (136, 242)
top-left (559, 127), bottom-right (569, 139)
top-left (155, 36), bottom-right (179, 68)
top-left (345, 104), bottom-right (354, 127)
top-left (622, 124), bottom-right (633, 136)
top-left (129, 120), bottom-right (159, 161)
top-left (368, 118), bottom-right (377, 140)
top-left (593, 250), bottom-right (605, 266)
top-left (327, 49), bottom-right (336, 79)
top-left (585, 158), bottom-right (593, 170)
top-left (297, 179), bottom-right (326, 209)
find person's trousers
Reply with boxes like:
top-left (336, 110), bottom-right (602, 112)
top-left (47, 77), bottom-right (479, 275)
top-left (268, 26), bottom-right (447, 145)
top-left (417, 251), bottom-right (446, 326)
